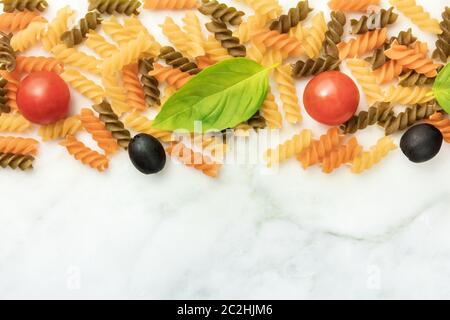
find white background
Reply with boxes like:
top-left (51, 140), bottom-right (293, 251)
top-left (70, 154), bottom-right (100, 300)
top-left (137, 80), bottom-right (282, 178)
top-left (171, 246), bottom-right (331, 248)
top-left (0, 0), bottom-right (449, 299)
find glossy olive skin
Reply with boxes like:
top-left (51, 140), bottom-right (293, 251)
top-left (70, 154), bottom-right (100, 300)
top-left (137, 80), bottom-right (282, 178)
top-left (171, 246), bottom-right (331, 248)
top-left (128, 134), bottom-right (166, 174)
top-left (400, 124), bottom-right (443, 163)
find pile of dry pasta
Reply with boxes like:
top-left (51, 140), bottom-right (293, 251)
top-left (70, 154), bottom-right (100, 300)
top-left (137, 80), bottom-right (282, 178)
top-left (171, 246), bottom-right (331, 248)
top-left (0, 0), bottom-right (448, 177)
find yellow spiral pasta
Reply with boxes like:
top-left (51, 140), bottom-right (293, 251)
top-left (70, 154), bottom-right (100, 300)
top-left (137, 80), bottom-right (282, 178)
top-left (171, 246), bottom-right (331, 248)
top-left (60, 135), bottom-right (109, 172)
top-left (149, 63), bottom-right (192, 89)
top-left (204, 35), bottom-right (231, 62)
top-left (124, 112), bottom-right (174, 142)
top-left (16, 56), bottom-right (64, 73)
top-left (351, 137), bottom-right (396, 173)
top-left (251, 29), bottom-right (303, 58)
top-left (384, 85), bottom-right (434, 104)
top-left (182, 11), bottom-right (205, 54)
top-left (390, 0), bottom-right (442, 34)
top-left (274, 65), bottom-right (302, 124)
top-left (61, 69), bottom-right (105, 105)
top-left (102, 16), bottom-right (128, 47)
top-left (337, 28), bottom-right (387, 60)
top-left (144, 0), bottom-right (198, 9)
top-left (122, 63), bottom-right (146, 112)
top-left (123, 17), bottom-right (161, 56)
top-left (236, 14), bottom-right (269, 44)
top-left (86, 31), bottom-right (118, 59)
top-left (373, 60), bottom-right (403, 84)
top-left (346, 59), bottom-right (385, 104)
top-left (51, 44), bottom-right (101, 75)
top-left (0, 113), bottom-right (32, 133)
top-left (101, 74), bottom-right (131, 116)
top-left (161, 17), bottom-right (203, 59)
top-left (247, 41), bottom-right (266, 64)
top-left (102, 32), bottom-right (152, 77)
top-left (328, 0), bottom-right (380, 12)
top-left (11, 19), bottom-right (47, 52)
top-left (0, 11), bottom-right (45, 32)
top-left (42, 6), bottom-right (74, 52)
top-left (242, 0), bottom-right (282, 20)
top-left (260, 48), bottom-right (283, 68)
top-left (302, 12), bottom-right (327, 59)
top-left (264, 130), bottom-right (312, 167)
top-left (0, 136), bottom-right (38, 156)
top-left (38, 116), bottom-right (82, 141)
top-left (259, 88), bottom-right (282, 129)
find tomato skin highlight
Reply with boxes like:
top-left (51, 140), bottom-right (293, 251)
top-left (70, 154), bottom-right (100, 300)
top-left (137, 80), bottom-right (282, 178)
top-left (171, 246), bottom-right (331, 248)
top-left (303, 71), bottom-right (360, 126)
top-left (17, 71), bottom-right (71, 125)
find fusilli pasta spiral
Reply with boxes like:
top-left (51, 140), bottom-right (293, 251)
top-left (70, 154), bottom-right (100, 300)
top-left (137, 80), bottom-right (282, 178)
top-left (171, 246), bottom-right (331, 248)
top-left (2, 0), bottom-right (48, 12)
top-left (328, 0), bottom-right (380, 12)
top-left (351, 137), bottom-right (396, 173)
top-left (102, 74), bottom-right (131, 115)
top-left (93, 100), bottom-right (131, 149)
top-left (199, 0), bottom-right (245, 26)
top-left (337, 28), bottom-right (387, 60)
top-left (292, 56), bottom-right (340, 78)
top-left (86, 30), bottom-right (118, 59)
top-left (138, 56), bottom-right (161, 107)
top-left (264, 129), bottom-right (312, 167)
top-left (0, 136), bottom-right (38, 156)
top-left (38, 116), bottom-right (82, 141)
top-left (204, 35), bottom-right (231, 62)
top-left (10, 19), bottom-right (47, 52)
top-left (251, 29), bottom-right (303, 58)
top-left (390, 0), bottom-right (442, 34)
top-left (0, 152), bottom-right (33, 170)
top-left (346, 59), bottom-right (385, 104)
top-left (122, 63), bottom-right (146, 112)
top-left (16, 56), bottom-right (64, 73)
top-left (340, 102), bottom-right (393, 134)
top-left (372, 60), bottom-right (402, 84)
top-left (159, 46), bottom-right (200, 75)
top-left (61, 11), bottom-right (103, 48)
top-left (149, 63), bottom-right (192, 89)
top-left (269, 0), bottom-right (312, 33)
top-left (206, 19), bottom-right (246, 57)
top-left (0, 113), bottom-right (32, 132)
top-left (62, 69), bottom-right (105, 104)
top-left (60, 135), bottom-right (109, 172)
top-left (322, 10), bottom-right (346, 59)
top-left (321, 137), bottom-right (362, 174)
top-left (88, 0), bottom-right (141, 15)
top-left (432, 7), bottom-right (450, 62)
top-left (182, 11), bottom-right (205, 52)
top-left (274, 65), bottom-right (302, 124)
top-left (144, 0), bottom-right (198, 9)
top-left (166, 142), bottom-right (222, 178)
top-left (351, 7), bottom-right (398, 34)
top-left (259, 88), bottom-right (282, 129)
top-left (41, 5), bottom-right (74, 52)
top-left (0, 11), bottom-right (45, 32)
top-left (426, 112), bottom-right (450, 143)
top-left (302, 12), bottom-right (327, 59)
top-left (384, 85), bottom-right (434, 105)
top-left (161, 16), bottom-right (203, 58)
top-left (80, 108), bottom-right (118, 155)
top-left (241, 0), bottom-right (282, 20)
top-left (51, 44), bottom-right (101, 75)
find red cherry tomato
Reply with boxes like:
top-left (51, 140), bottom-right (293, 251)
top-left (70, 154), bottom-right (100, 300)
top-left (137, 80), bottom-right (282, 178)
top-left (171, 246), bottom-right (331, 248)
top-left (303, 71), bottom-right (360, 126)
top-left (17, 71), bottom-right (70, 125)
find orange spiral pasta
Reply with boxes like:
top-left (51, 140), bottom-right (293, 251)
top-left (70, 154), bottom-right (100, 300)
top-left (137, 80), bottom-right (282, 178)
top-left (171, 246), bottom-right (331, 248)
top-left (373, 60), bottom-right (403, 84)
top-left (143, 0), bottom-right (198, 9)
top-left (297, 127), bottom-right (343, 169)
top-left (79, 108), bottom-right (119, 156)
top-left (60, 135), bottom-right (109, 172)
top-left (166, 142), bottom-right (222, 178)
top-left (16, 56), bottom-right (64, 74)
top-left (426, 112), bottom-right (450, 143)
top-left (122, 64), bottom-right (146, 112)
top-left (328, 0), bottom-right (380, 12)
top-left (321, 137), bottom-right (362, 174)
top-left (337, 28), bottom-right (387, 60)
top-left (0, 136), bottom-right (38, 156)
top-left (251, 29), bottom-right (303, 58)
top-left (385, 40), bottom-right (440, 77)
top-left (0, 11), bottom-right (45, 32)
top-left (149, 63), bottom-right (192, 90)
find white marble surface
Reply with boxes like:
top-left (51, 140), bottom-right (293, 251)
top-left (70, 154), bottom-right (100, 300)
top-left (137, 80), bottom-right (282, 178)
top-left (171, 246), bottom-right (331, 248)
top-left (0, 0), bottom-right (449, 299)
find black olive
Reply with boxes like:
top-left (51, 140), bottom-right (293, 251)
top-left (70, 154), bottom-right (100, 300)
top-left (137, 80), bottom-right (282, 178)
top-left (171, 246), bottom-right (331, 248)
top-left (128, 134), bottom-right (166, 174)
top-left (400, 124), bottom-right (443, 163)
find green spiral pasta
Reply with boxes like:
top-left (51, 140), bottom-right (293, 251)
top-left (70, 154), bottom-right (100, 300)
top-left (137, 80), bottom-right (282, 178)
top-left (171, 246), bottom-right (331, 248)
top-left (206, 19), bottom-right (246, 57)
top-left (393, 28), bottom-right (417, 46)
top-left (159, 46), bottom-right (200, 75)
top-left (93, 100), bottom-right (131, 149)
top-left (2, 0), bottom-right (48, 12)
top-left (199, 0), bottom-right (245, 26)
top-left (0, 152), bottom-right (34, 170)
top-left (292, 56), bottom-right (340, 78)
top-left (0, 75), bottom-right (10, 114)
top-left (351, 7), bottom-right (398, 34)
top-left (269, 0), bottom-right (313, 34)
top-left (381, 101), bottom-right (440, 135)
top-left (61, 11), bottom-right (103, 47)
top-left (138, 56), bottom-right (161, 107)
top-left (399, 69), bottom-right (440, 87)
top-left (365, 43), bottom-right (391, 70)
top-left (322, 11), bottom-right (346, 59)
top-left (0, 32), bottom-right (15, 72)
top-left (432, 7), bottom-right (450, 62)
top-left (88, 0), bottom-right (141, 15)
top-left (340, 103), bottom-right (393, 134)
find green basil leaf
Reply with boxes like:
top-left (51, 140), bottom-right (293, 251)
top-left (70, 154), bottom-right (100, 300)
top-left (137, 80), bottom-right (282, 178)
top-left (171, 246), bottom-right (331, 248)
top-left (152, 58), bottom-right (272, 132)
top-left (433, 63), bottom-right (450, 113)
